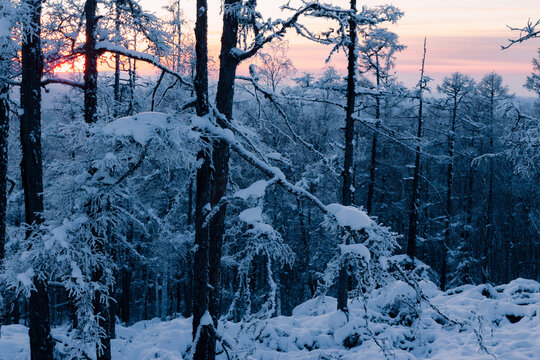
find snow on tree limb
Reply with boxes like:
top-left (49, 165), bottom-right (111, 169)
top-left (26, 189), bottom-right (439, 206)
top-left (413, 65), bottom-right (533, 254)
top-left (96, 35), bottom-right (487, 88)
top-left (237, 71), bottom-right (339, 176)
top-left (502, 18), bottom-right (540, 49)
top-left (95, 41), bottom-right (192, 88)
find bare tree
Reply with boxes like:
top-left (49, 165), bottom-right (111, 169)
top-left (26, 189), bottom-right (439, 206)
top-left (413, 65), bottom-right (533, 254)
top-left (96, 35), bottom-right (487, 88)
top-left (406, 38), bottom-right (428, 261)
top-left (253, 40), bottom-right (296, 92)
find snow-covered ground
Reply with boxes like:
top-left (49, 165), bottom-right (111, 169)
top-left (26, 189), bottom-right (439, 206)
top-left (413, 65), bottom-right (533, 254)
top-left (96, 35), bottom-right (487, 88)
top-left (1, 278), bottom-right (538, 359)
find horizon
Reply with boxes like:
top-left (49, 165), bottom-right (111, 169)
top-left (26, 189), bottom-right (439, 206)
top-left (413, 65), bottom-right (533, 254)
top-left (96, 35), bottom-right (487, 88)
top-left (134, 0), bottom-right (539, 96)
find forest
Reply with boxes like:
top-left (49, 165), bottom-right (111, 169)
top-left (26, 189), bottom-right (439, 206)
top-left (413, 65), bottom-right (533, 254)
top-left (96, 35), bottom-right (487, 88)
top-left (0, 0), bottom-right (539, 359)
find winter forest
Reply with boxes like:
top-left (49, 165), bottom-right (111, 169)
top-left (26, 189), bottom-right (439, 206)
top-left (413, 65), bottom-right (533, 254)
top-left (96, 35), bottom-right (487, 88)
top-left (0, 0), bottom-right (539, 359)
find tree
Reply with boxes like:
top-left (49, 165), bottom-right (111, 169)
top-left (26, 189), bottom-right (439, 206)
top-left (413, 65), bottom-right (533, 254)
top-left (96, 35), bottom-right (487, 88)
top-left (406, 38), bottom-right (429, 261)
top-left (525, 50), bottom-right (540, 96)
top-left (437, 72), bottom-right (475, 290)
top-left (337, 0), bottom-right (358, 315)
top-left (253, 40), bottom-right (296, 92)
top-left (475, 72), bottom-right (511, 282)
top-left (20, 0), bottom-right (55, 358)
top-left (192, 0), bottom-right (214, 359)
top-left (0, 0), bottom-right (14, 326)
top-left (358, 27), bottom-right (405, 215)
top-left (0, 0), bottom-right (13, 267)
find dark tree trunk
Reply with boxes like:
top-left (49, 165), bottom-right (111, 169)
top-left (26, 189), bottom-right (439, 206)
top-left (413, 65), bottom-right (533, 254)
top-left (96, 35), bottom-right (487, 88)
top-left (441, 99), bottom-right (457, 291)
top-left (406, 39), bottom-right (427, 260)
top-left (85, 2), bottom-right (113, 357)
top-left (92, 264), bottom-right (112, 360)
top-left (113, 1), bottom-right (121, 117)
top-left (0, 83), bottom-right (7, 263)
top-left (120, 265), bottom-right (131, 324)
top-left (366, 60), bottom-right (381, 215)
top-left (337, 0), bottom-right (357, 314)
top-left (84, 0), bottom-right (98, 124)
top-left (120, 224), bottom-right (133, 324)
top-left (20, 1), bottom-right (54, 358)
top-left (209, 0), bottom-right (241, 325)
top-left (0, 69), bottom-right (9, 326)
top-left (485, 91), bottom-right (495, 283)
top-left (192, 0), bottom-right (215, 359)
top-left (187, 178), bottom-right (193, 225)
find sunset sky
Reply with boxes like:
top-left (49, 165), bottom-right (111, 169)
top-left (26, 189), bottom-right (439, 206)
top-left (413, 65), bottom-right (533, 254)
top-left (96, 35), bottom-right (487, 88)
top-left (139, 0), bottom-right (539, 96)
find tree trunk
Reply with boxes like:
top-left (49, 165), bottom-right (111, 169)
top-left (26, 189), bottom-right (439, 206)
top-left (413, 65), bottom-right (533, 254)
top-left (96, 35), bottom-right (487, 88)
top-left (187, 178), bottom-right (193, 225)
top-left (0, 83), bottom-right (7, 264)
top-left (20, 1), bottom-right (54, 358)
top-left (209, 0), bottom-right (242, 323)
top-left (84, 0), bottom-right (98, 124)
top-left (366, 57), bottom-right (381, 215)
top-left (0, 80), bottom-right (9, 325)
top-left (337, 0), bottom-right (357, 314)
top-left (85, 2), bottom-right (114, 357)
top-left (92, 264), bottom-right (112, 360)
top-left (406, 38), bottom-right (427, 260)
top-left (192, 0), bottom-right (215, 359)
top-left (441, 99), bottom-right (457, 291)
top-left (485, 91), bottom-right (495, 283)
top-left (113, 2), bottom-right (121, 118)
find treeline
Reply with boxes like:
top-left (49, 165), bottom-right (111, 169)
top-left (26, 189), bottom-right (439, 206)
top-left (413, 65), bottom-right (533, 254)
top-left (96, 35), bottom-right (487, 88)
top-left (0, 0), bottom-right (538, 360)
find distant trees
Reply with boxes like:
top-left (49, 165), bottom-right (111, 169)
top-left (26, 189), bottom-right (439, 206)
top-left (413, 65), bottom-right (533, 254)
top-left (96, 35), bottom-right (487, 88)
top-left (253, 40), bottom-right (296, 92)
top-left (525, 50), bottom-right (540, 96)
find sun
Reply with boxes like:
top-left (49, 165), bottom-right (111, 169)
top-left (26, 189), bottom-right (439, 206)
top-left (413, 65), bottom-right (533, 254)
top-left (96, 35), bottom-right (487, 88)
top-left (51, 55), bottom-right (85, 74)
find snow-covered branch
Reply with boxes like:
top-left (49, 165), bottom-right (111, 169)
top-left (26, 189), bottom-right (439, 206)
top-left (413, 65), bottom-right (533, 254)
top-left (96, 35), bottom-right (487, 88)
top-left (237, 71), bottom-right (339, 176)
top-left (95, 41), bottom-right (192, 88)
top-left (502, 18), bottom-right (540, 49)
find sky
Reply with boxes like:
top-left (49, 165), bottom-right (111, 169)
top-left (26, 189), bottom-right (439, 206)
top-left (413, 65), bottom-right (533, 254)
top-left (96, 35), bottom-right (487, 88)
top-left (139, 0), bottom-right (539, 96)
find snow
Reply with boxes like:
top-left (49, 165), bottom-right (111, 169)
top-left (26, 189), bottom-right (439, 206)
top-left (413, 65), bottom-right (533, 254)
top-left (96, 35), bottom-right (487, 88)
top-left (15, 268), bottom-right (34, 289)
top-left (326, 203), bottom-right (373, 230)
top-left (0, 18), bottom-right (10, 38)
top-left (339, 243), bottom-right (371, 261)
top-left (2, 279), bottom-right (539, 359)
top-left (234, 180), bottom-right (268, 200)
top-left (100, 112), bottom-right (172, 145)
top-left (199, 311), bottom-right (213, 326)
top-left (292, 296), bottom-right (337, 317)
top-left (239, 206), bottom-right (263, 224)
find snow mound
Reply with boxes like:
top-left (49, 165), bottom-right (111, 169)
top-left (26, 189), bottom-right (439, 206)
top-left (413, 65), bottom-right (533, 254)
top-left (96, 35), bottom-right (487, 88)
top-left (234, 180), bottom-right (268, 200)
top-left (239, 207), bottom-right (263, 224)
top-left (339, 243), bottom-right (371, 261)
top-left (100, 112), bottom-right (172, 145)
top-left (292, 296), bottom-right (337, 317)
top-left (326, 204), bottom-right (372, 230)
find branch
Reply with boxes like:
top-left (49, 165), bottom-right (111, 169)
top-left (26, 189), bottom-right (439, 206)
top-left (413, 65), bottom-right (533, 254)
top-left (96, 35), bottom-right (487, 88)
top-left (237, 73), bottom-right (339, 176)
top-left (193, 109), bottom-right (328, 214)
top-left (41, 78), bottom-right (85, 89)
top-left (95, 41), bottom-right (192, 88)
top-left (502, 18), bottom-right (540, 49)
top-left (234, 2), bottom-right (324, 62)
top-left (151, 70), bottom-right (165, 111)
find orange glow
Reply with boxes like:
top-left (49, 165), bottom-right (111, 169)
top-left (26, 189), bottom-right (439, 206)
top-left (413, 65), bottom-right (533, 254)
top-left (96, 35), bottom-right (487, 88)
top-left (51, 55), bottom-right (85, 74)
